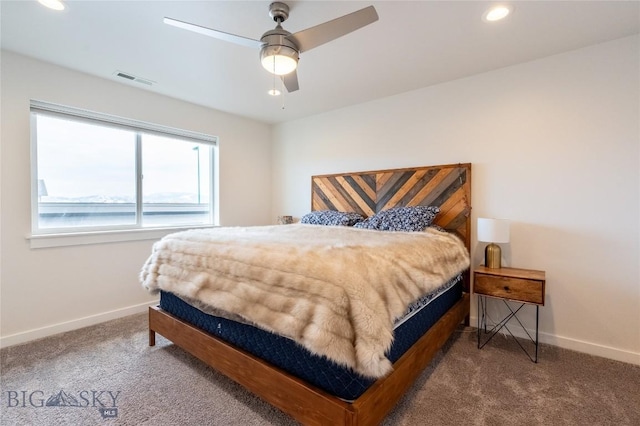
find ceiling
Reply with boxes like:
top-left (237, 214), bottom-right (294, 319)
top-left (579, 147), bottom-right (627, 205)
top-left (2, 1), bottom-right (639, 124)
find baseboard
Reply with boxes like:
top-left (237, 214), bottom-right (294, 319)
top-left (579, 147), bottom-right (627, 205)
top-left (0, 299), bottom-right (159, 349)
top-left (469, 315), bottom-right (640, 366)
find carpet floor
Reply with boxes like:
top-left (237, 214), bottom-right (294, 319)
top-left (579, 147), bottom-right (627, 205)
top-left (1, 313), bottom-right (639, 425)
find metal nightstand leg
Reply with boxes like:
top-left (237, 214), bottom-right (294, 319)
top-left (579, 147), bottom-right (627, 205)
top-left (477, 295), bottom-right (539, 363)
top-left (534, 305), bottom-right (539, 362)
top-left (477, 295), bottom-right (488, 348)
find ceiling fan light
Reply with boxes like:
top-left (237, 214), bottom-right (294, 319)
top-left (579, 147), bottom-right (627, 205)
top-left (260, 45), bottom-right (298, 75)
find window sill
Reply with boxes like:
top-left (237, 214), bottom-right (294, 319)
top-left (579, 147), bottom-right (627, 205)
top-left (27, 225), bottom-right (217, 249)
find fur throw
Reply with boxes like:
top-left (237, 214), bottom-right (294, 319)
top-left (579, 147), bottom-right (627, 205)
top-left (140, 224), bottom-right (470, 378)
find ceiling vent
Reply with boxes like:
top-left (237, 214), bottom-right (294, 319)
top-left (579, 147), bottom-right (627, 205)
top-left (113, 71), bottom-right (154, 86)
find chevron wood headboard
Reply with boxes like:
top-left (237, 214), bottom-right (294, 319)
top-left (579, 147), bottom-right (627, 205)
top-left (311, 163), bottom-right (472, 252)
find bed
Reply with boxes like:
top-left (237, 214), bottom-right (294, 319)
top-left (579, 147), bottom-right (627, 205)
top-left (144, 163), bottom-right (472, 425)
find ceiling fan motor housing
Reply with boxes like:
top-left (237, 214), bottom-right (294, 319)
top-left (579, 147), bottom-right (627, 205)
top-left (262, 2), bottom-right (298, 63)
top-left (260, 26), bottom-right (299, 75)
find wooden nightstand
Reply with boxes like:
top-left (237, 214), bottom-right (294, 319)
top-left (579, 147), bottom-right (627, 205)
top-left (473, 265), bottom-right (546, 362)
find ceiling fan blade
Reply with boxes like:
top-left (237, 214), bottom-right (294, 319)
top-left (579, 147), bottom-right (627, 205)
top-left (163, 17), bottom-right (263, 49)
top-left (287, 6), bottom-right (378, 53)
top-left (281, 71), bottom-right (299, 93)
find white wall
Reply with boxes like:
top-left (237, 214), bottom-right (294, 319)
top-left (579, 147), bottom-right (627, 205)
top-left (272, 36), bottom-right (640, 364)
top-left (0, 51), bottom-right (272, 345)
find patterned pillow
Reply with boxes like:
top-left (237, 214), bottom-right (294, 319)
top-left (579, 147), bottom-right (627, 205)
top-left (300, 210), bottom-right (365, 226)
top-left (353, 206), bottom-right (440, 232)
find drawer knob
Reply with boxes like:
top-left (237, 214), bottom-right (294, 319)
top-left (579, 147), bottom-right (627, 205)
top-left (503, 286), bottom-right (510, 291)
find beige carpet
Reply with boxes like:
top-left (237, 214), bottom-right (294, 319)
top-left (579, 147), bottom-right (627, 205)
top-left (1, 313), bottom-right (639, 425)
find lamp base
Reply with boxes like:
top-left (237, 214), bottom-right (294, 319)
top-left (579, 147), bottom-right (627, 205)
top-left (485, 243), bottom-right (502, 269)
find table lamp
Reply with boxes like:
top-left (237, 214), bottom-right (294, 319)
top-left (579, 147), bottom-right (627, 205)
top-left (477, 218), bottom-right (510, 268)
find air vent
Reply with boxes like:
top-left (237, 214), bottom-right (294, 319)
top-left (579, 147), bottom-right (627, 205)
top-left (116, 72), bottom-right (135, 80)
top-left (113, 70), bottom-right (155, 86)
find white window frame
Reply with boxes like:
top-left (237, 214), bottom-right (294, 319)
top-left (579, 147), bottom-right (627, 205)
top-left (28, 100), bottom-right (219, 248)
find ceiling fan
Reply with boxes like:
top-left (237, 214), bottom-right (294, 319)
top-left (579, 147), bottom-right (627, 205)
top-left (164, 2), bottom-right (378, 93)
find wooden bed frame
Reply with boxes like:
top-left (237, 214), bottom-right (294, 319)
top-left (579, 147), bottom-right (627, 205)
top-left (149, 163), bottom-right (472, 425)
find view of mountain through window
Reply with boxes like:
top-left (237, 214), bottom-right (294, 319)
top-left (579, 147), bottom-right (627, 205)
top-left (33, 110), bottom-right (215, 232)
top-left (142, 133), bottom-right (211, 226)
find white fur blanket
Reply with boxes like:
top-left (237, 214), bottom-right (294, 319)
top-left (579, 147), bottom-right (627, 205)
top-left (140, 224), bottom-right (469, 378)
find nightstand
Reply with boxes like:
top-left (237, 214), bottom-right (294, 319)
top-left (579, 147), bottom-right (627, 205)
top-left (473, 265), bottom-right (546, 362)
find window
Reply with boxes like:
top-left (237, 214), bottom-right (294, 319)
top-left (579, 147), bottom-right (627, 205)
top-left (31, 100), bottom-right (217, 235)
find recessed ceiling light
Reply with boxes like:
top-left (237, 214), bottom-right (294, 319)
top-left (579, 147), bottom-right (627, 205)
top-left (38, 0), bottom-right (65, 11)
top-left (483, 5), bottom-right (512, 22)
top-left (268, 89), bottom-right (281, 96)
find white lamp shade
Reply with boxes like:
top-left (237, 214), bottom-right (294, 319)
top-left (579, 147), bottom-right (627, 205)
top-left (477, 218), bottom-right (510, 243)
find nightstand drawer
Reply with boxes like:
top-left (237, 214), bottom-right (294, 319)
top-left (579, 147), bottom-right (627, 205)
top-left (474, 274), bottom-right (544, 305)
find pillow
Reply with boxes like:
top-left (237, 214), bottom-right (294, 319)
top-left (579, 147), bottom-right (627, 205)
top-left (300, 210), bottom-right (365, 226)
top-left (353, 206), bottom-right (440, 232)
